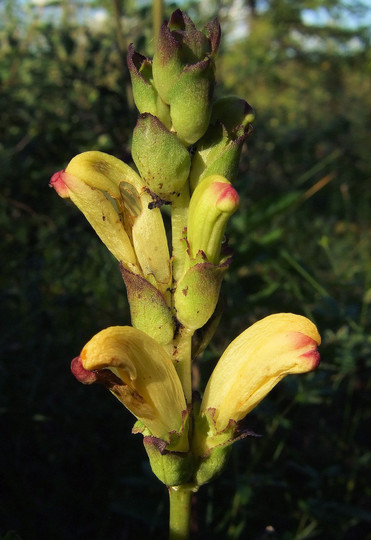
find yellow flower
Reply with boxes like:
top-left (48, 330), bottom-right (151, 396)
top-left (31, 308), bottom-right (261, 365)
top-left (50, 151), bottom-right (171, 292)
top-left (72, 326), bottom-right (189, 451)
top-left (50, 168), bottom-right (140, 273)
top-left (200, 313), bottom-right (320, 435)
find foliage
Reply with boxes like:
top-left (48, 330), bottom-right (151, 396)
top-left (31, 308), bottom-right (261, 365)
top-left (1, 1), bottom-right (370, 538)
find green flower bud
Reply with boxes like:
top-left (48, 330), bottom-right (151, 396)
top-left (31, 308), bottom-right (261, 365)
top-left (127, 44), bottom-right (172, 129)
top-left (142, 436), bottom-right (194, 486)
top-left (210, 96), bottom-right (255, 130)
top-left (194, 444), bottom-right (232, 487)
top-left (120, 266), bottom-right (175, 346)
top-left (152, 19), bottom-right (184, 105)
top-left (168, 58), bottom-right (215, 146)
top-left (153, 10), bottom-right (219, 102)
top-left (192, 404), bottom-right (257, 486)
top-left (127, 44), bottom-right (158, 116)
top-left (174, 260), bottom-right (228, 332)
top-left (152, 10), bottom-right (221, 145)
top-left (168, 10), bottom-right (211, 62)
top-left (190, 97), bottom-right (254, 190)
top-left (131, 113), bottom-right (191, 201)
top-left (187, 175), bottom-right (239, 264)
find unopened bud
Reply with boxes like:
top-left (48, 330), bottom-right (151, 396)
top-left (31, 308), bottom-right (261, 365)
top-left (187, 175), bottom-right (239, 264)
top-left (174, 260), bottom-right (228, 332)
top-left (190, 97), bottom-right (254, 190)
top-left (168, 58), bottom-right (215, 146)
top-left (127, 44), bottom-right (158, 116)
top-left (127, 44), bottom-right (172, 129)
top-left (131, 113), bottom-right (191, 201)
top-left (152, 10), bottom-right (221, 146)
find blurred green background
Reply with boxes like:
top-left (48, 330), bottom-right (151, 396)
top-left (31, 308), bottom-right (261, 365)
top-left (1, 0), bottom-right (370, 538)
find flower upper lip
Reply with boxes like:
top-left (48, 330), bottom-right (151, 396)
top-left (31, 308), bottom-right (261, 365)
top-left (50, 151), bottom-right (172, 293)
top-left (200, 313), bottom-right (321, 434)
top-left (73, 325), bottom-right (189, 451)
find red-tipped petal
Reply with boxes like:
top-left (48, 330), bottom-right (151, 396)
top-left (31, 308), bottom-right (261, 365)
top-left (212, 182), bottom-right (240, 212)
top-left (49, 170), bottom-right (70, 198)
top-left (71, 356), bottom-right (99, 385)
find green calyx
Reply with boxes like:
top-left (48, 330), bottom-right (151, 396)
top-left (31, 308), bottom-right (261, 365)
top-left (152, 10), bottom-right (220, 105)
top-left (191, 404), bottom-right (257, 487)
top-left (128, 44), bottom-right (172, 129)
top-left (152, 22), bottom-right (183, 105)
top-left (127, 44), bottom-right (158, 117)
top-left (168, 10), bottom-right (210, 62)
top-left (143, 436), bottom-right (194, 487)
top-left (120, 266), bottom-right (175, 346)
top-left (151, 10), bottom-right (220, 146)
top-left (174, 259), bottom-right (229, 332)
top-left (168, 58), bottom-right (215, 146)
top-left (131, 113), bottom-right (191, 201)
top-left (190, 96), bottom-right (254, 190)
top-left (210, 96), bottom-right (255, 131)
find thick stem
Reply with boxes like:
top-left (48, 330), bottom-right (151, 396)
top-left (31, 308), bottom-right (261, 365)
top-left (168, 486), bottom-right (192, 540)
top-left (169, 182), bottom-right (193, 540)
top-left (174, 328), bottom-right (193, 404)
top-left (171, 184), bottom-right (190, 283)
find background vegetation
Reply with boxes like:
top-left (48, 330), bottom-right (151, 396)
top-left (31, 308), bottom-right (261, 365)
top-left (1, 0), bottom-right (370, 538)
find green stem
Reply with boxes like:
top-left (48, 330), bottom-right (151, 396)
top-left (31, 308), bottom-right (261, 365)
top-left (168, 486), bottom-right (192, 540)
top-left (152, 0), bottom-right (163, 45)
top-left (171, 184), bottom-right (190, 283)
top-left (174, 328), bottom-right (193, 404)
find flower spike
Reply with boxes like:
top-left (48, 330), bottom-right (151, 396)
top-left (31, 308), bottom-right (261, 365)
top-left (50, 8), bottom-right (322, 504)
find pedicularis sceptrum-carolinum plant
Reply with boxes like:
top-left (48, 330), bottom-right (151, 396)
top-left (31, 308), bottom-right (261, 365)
top-left (50, 10), bottom-right (320, 539)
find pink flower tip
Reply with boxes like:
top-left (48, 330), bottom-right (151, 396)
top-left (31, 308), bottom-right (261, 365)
top-left (286, 331), bottom-right (321, 372)
top-left (301, 348), bottom-right (321, 370)
top-left (213, 182), bottom-right (240, 213)
top-left (71, 356), bottom-right (99, 385)
top-left (49, 170), bottom-right (69, 198)
top-left (290, 333), bottom-right (321, 371)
